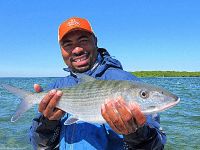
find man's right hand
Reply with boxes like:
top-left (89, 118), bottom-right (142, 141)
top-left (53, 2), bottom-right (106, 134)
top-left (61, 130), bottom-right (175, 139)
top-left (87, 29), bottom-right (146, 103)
top-left (34, 84), bottom-right (65, 120)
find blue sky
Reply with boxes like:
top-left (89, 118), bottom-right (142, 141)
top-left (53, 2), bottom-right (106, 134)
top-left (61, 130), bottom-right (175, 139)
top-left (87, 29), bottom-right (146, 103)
top-left (0, 0), bottom-right (199, 77)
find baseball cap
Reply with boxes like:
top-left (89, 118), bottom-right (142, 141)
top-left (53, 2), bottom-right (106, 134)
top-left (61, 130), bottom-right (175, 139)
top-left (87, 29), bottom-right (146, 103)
top-left (58, 17), bottom-right (94, 41)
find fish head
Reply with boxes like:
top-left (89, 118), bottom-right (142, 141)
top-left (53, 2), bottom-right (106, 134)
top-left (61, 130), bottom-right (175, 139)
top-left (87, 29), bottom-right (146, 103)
top-left (126, 82), bottom-right (180, 114)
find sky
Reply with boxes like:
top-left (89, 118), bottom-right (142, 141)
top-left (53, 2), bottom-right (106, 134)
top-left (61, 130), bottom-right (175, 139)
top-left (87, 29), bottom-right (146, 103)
top-left (0, 0), bottom-right (199, 77)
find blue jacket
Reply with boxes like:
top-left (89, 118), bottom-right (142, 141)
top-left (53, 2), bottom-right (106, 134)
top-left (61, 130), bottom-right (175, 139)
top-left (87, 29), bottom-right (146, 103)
top-left (29, 48), bottom-right (166, 150)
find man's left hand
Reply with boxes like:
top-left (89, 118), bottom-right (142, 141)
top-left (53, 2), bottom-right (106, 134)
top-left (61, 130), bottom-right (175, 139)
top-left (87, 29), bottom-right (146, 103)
top-left (101, 97), bottom-right (146, 135)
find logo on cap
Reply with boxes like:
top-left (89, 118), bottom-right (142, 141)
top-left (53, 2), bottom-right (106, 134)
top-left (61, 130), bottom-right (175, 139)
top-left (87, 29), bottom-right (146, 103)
top-left (67, 19), bottom-right (80, 27)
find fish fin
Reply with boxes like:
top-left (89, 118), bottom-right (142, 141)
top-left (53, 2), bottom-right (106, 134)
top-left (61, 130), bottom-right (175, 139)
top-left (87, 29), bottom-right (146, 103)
top-left (2, 84), bottom-right (37, 122)
top-left (64, 116), bottom-right (79, 125)
top-left (1, 84), bottom-right (32, 98)
top-left (75, 73), bottom-right (96, 83)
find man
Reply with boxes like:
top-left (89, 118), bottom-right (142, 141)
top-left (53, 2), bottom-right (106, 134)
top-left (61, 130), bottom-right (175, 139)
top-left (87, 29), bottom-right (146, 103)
top-left (30, 17), bottom-right (166, 149)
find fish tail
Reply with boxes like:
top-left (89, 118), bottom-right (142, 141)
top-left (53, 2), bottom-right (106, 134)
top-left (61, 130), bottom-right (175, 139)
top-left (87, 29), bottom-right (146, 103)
top-left (1, 84), bottom-right (37, 122)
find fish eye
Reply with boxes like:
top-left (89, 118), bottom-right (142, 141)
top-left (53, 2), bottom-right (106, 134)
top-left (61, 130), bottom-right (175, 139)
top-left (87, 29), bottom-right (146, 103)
top-left (140, 90), bottom-right (149, 99)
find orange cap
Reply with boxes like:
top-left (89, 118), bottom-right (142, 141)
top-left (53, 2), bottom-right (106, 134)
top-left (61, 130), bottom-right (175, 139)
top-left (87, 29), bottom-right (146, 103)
top-left (58, 17), bottom-right (94, 41)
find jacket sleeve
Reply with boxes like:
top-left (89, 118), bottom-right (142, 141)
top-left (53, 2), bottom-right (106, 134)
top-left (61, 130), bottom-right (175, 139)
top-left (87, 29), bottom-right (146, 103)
top-left (123, 114), bottom-right (166, 149)
top-left (29, 114), bottom-right (61, 150)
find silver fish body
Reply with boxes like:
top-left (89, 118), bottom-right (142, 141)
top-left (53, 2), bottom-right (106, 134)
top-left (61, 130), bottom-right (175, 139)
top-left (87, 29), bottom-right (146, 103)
top-left (2, 75), bottom-right (180, 125)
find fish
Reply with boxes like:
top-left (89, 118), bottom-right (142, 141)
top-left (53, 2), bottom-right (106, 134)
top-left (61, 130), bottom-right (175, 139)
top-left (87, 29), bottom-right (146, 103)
top-left (1, 74), bottom-right (180, 125)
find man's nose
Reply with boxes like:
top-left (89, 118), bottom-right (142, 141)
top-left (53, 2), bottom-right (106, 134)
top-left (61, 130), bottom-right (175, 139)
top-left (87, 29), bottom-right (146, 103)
top-left (72, 46), bottom-right (84, 54)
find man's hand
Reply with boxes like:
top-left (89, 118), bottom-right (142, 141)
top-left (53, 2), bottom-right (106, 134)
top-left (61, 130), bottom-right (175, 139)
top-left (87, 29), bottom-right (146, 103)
top-left (101, 97), bottom-right (146, 135)
top-left (34, 84), bottom-right (65, 120)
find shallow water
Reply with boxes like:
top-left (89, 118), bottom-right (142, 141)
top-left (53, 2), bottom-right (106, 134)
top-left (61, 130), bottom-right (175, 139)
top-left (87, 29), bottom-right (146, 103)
top-left (0, 77), bottom-right (199, 149)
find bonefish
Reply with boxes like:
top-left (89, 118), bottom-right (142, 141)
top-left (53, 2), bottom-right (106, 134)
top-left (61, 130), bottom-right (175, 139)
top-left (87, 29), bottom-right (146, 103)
top-left (1, 74), bottom-right (180, 125)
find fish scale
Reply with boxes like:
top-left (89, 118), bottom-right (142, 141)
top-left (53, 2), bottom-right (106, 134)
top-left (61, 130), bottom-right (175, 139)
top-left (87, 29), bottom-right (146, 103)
top-left (60, 80), bottom-right (120, 101)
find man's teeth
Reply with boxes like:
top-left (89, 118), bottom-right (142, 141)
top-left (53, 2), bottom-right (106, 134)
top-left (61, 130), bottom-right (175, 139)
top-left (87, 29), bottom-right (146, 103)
top-left (73, 52), bottom-right (89, 62)
top-left (76, 57), bottom-right (87, 62)
top-left (77, 59), bottom-right (81, 62)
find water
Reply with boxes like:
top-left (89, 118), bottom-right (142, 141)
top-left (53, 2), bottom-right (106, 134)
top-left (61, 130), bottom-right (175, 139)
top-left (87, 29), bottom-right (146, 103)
top-left (0, 77), bottom-right (199, 150)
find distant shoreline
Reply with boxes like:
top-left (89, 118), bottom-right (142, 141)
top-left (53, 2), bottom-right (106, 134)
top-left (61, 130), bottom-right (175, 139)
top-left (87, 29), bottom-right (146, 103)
top-left (131, 71), bottom-right (200, 77)
top-left (0, 71), bottom-right (200, 78)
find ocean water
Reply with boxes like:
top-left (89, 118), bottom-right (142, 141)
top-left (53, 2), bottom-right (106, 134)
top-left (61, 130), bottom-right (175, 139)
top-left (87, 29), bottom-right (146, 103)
top-left (0, 77), bottom-right (199, 150)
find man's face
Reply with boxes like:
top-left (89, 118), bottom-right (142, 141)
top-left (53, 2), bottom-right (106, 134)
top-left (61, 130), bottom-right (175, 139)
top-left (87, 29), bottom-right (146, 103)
top-left (60, 30), bottom-right (98, 73)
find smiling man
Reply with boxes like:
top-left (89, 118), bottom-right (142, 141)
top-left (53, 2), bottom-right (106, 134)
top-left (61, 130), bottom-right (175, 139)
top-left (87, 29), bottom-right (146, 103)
top-left (29, 17), bottom-right (166, 150)
top-left (60, 30), bottom-right (98, 73)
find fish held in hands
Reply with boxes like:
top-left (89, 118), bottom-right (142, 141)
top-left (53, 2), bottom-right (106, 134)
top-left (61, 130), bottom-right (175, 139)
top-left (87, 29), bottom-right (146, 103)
top-left (1, 74), bottom-right (180, 125)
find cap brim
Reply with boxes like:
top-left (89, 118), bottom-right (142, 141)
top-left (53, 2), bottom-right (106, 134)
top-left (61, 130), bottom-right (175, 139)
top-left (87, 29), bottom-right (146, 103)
top-left (59, 28), bottom-right (94, 41)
